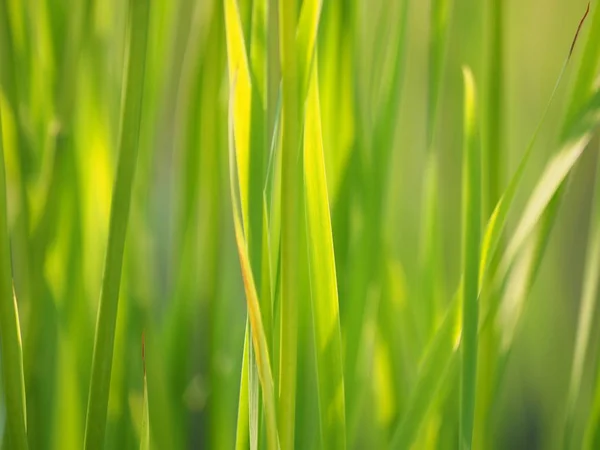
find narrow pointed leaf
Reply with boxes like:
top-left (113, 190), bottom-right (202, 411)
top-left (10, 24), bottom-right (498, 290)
top-left (304, 62), bottom-right (346, 450)
top-left (0, 101), bottom-right (28, 450)
top-left (228, 86), bottom-right (279, 450)
top-left (459, 66), bottom-right (481, 450)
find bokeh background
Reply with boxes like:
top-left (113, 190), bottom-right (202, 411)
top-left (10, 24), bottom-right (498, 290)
top-left (0, 0), bottom-right (599, 448)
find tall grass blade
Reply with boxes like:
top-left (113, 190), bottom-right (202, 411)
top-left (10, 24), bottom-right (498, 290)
top-left (228, 84), bottom-right (279, 450)
top-left (459, 67), bottom-right (481, 450)
top-left (303, 61), bottom-right (346, 450)
top-left (278, 0), bottom-right (301, 446)
top-left (0, 102), bottom-right (28, 450)
top-left (224, 0), bottom-right (253, 234)
top-left (83, 0), bottom-right (150, 446)
top-left (297, 0), bottom-right (322, 99)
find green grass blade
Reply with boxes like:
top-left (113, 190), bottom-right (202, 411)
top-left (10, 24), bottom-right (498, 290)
top-left (500, 136), bottom-right (590, 279)
top-left (483, 0), bottom-right (504, 218)
top-left (303, 61), bottom-right (346, 450)
top-left (297, 0), bottom-right (322, 100)
top-left (228, 85), bottom-right (279, 450)
top-left (459, 67), bottom-right (481, 450)
top-left (224, 0), bottom-right (253, 234)
top-left (250, 0), bottom-right (267, 106)
top-left (0, 100), bottom-right (28, 450)
top-left (278, 0), bottom-right (301, 447)
top-left (83, 0), bottom-right (150, 446)
top-left (480, 132), bottom-right (594, 341)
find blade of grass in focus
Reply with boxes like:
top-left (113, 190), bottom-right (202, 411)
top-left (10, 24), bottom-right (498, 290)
top-left (0, 102), bottom-right (28, 450)
top-left (459, 66), bottom-right (480, 450)
top-left (278, 0), bottom-right (301, 446)
top-left (474, 0), bottom-right (504, 445)
top-left (303, 61), bottom-right (346, 449)
top-left (228, 80), bottom-right (279, 450)
top-left (83, 0), bottom-right (150, 446)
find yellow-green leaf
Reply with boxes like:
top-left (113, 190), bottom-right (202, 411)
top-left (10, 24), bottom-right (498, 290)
top-left (303, 61), bottom-right (346, 450)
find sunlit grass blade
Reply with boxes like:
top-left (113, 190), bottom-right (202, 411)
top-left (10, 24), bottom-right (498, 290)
top-left (0, 101), bottom-right (28, 450)
top-left (480, 132), bottom-right (595, 342)
top-left (228, 83), bottom-right (279, 450)
top-left (483, 0), bottom-right (504, 218)
top-left (303, 61), bottom-right (346, 449)
top-left (476, 0), bottom-right (505, 441)
top-left (278, 0), bottom-right (301, 447)
top-left (297, 0), bottom-right (322, 99)
top-left (224, 0), bottom-right (253, 234)
top-left (83, 0), bottom-right (150, 447)
top-left (459, 67), bottom-right (481, 450)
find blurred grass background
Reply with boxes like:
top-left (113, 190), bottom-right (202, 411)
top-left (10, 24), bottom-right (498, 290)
top-left (0, 0), bottom-right (600, 448)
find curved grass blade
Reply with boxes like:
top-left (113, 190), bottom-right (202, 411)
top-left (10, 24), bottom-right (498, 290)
top-left (478, 31), bottom-right (584, 286)
top-left (303, 62), bottom-right (346, 450)
top-left (83, 0), bottom-right (150, 447)
top-left (228, 82), bottom-right (279, 450)
top-left (0, 102), bottom-right (28, 450)
top-left (459, 67), bottom-right (481, 450)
